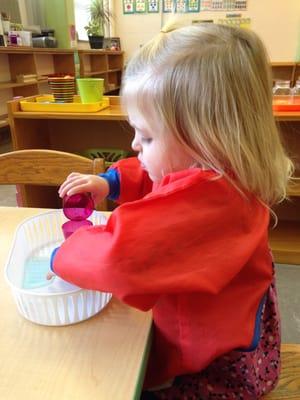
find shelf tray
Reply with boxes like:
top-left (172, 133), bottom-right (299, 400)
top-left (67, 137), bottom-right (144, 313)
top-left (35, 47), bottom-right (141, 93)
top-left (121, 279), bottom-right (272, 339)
top-left (20, 95), bottom-right (110, 113)
top-left (272, 96), bottom-right (300, 112)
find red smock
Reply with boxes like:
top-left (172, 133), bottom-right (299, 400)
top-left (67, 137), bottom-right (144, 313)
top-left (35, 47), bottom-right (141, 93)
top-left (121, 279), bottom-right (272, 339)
top-left (52, 157), bottom-right (273, 387)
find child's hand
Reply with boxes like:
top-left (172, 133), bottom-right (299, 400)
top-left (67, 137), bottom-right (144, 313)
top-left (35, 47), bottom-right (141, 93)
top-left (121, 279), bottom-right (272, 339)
top-left (58, 173), bottom-right (109, 206)
top-left (46, 271), bottom-right (55, 280)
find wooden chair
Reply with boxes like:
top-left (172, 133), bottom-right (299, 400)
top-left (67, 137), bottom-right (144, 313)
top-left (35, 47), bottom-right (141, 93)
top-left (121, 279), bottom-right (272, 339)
top-left (0, 149), bottom-right (107, 210)
top-left (263, 344), bottom-right (300, 399)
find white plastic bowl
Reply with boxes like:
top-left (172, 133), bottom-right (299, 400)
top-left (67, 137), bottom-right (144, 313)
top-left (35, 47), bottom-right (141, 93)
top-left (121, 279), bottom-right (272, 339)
top-left (5, 210), bottom-right (112, 326)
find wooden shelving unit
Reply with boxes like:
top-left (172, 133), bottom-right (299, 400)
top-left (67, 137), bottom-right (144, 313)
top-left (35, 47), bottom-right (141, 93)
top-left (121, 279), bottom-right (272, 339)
top-left (78, 50), bottom-right (124, 94)
top-left (0, 113), bottom-right (8, 128)
top-left (269, 220), bottom-right (300, 265)
top-left (271, 62), bottom-right (299, 86)
top-left (0, 47), bottom-right (75, 131)
top-left (269, 114), bottom-right (300, 264)
top-left (7, 95), bottom-right (133, 209)
top-left (287, 181), bottom-right (300, 197)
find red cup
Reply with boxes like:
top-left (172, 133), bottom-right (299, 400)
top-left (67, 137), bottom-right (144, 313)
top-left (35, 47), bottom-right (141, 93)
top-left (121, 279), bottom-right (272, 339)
top-left (63, 193), bottom-right (94, 221)
top-left (62, 220), bottom-right (93, 239)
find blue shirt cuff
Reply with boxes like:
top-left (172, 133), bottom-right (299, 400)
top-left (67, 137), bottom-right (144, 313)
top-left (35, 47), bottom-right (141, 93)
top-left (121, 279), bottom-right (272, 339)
top-left (99, 168), bottom-right (120, 200)
top-left (50, 247), bottom-right (60, 273)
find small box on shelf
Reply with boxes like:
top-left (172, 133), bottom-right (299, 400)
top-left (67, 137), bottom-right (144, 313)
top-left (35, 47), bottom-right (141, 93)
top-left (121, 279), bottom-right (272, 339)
top-left (107, 83), bottom-right (116, 91)
top-left (16, 74), bottom-right (38, 84)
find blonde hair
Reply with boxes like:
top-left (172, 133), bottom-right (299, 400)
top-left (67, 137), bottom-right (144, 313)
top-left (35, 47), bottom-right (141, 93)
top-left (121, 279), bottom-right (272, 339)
top-left (122, 20), bottom-right (294, 206)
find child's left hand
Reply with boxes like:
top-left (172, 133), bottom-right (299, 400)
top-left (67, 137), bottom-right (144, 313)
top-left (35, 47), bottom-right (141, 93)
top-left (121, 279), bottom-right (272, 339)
top-left (46, 271), bottom-right (55, 280)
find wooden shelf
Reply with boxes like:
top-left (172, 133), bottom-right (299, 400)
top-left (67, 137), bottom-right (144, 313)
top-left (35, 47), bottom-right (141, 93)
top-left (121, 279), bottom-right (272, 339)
top-left (271, 61), bottom-right (298, 86)
top-left (10, 96), bottom-right (127, 121)
top-left (0, 114), bottom-right (8, 128)
top-left (78, 50), bottom-right (124, 93)
top-left (269, 220), bottom-right (300, 264)
top-left (77, 50), bottom-right (123, 56)
top-left (0, 47), bottom-right (74, 55)
top-left (105, 86), bottom-right (121, 93)
top-left (83, 71), bottom-right (107, 76)
top-left (0, 80), bottom-right (40, 89)
top-left (108, 68), bottom-right (122, 73)
top-left (271, 62), bottom-right (296, 67)
top-left (275, 112), bottom-right (300, 121)
top-left (0, 48), bottom-right (76, 126)
top-left (287, 181), bottom-right (300, 197)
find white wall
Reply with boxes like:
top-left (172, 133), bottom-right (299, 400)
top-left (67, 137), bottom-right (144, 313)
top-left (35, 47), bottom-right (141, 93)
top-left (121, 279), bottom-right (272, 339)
top-left (114, 0), bottom-right (300, 63)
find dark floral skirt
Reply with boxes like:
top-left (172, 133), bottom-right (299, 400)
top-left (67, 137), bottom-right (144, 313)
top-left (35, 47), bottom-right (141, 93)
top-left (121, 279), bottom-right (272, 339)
top-left (141, 279), bottom-right (281, 400)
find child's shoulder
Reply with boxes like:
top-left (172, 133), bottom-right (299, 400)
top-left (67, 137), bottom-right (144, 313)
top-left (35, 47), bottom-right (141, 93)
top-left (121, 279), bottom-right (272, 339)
top-left (150, 167), bottom-right (263, 211)
top-left (154, 168), bottom-right (236, 196)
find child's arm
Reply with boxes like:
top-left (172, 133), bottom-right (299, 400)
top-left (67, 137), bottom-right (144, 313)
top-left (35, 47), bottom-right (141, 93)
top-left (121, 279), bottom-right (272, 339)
top-left (59, 173), bottom-right (109, 206)
top-left (107, 157), bottom-right (153, 203)
top-left (58, 157), bottom-right (153, 206)
top-left (51, 171), bottom-right (272, 311)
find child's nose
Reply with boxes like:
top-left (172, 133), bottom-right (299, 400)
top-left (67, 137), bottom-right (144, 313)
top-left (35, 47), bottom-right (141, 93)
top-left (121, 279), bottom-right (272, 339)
top-left (131, 135), bottom-right (141, 152)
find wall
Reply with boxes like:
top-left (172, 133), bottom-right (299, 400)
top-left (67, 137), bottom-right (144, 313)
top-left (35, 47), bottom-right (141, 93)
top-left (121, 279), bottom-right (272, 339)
top-left (18, 0), bottom-right (46, 28)
top-left (41, 0), bottom-right (75, 48)
top-left (114, 0), bottom-right (300, 63)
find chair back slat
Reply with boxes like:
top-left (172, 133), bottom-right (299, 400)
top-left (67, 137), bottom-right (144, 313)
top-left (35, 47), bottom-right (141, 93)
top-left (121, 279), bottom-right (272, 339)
top-left (0, 149), bottom-right (107, 210)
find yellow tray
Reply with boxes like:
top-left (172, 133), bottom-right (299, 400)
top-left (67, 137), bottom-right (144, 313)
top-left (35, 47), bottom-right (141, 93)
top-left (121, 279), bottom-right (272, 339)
top-left (20, 95), bottom-right (110, 113)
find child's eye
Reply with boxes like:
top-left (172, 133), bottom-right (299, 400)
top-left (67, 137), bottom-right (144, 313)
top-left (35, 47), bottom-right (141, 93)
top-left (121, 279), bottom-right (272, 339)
top-left (141, 137), bottom-right (152, 144)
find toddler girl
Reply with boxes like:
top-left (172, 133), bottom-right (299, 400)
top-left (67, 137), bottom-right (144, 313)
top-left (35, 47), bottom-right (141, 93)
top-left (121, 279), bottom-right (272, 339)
top-left (51, 21), bottom-right (293, 399)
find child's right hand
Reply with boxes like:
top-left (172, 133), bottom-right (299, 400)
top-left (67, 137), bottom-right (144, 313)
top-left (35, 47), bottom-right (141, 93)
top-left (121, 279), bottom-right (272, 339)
top-left (58, 173), bottom-right (109, 206)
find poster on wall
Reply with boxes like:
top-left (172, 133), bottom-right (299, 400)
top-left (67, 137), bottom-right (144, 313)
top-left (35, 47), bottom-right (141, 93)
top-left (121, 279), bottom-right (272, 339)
top-left (187, 0), bottom-right (200, 12)
top-left (122, 0), bottom-right (201, 14)
top-left (175, 0), bottom-right (186, 13)
top-left (123, 0), bottom-right (134, 14)
top-left (136, 0), bottom-right (147, 12)
top-left (148, 0), bottom-right (160, 12)
top-left (200, 0), bottom-right (247, 11)
top-left (200, 0), bottom-right (211, 10)
top-left (163, 0), bottom-right (174, 12)
top-left (164, 0), bottom-right (200, 13)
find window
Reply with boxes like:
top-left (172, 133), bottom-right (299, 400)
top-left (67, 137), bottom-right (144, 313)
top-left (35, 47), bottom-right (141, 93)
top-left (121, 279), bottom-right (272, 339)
top-left (74, 0), bottom-right (91, 41)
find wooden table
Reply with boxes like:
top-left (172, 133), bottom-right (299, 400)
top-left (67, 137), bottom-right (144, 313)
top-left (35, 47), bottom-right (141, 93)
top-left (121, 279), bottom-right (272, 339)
top-left (0, 207), bottom-right (152, 400)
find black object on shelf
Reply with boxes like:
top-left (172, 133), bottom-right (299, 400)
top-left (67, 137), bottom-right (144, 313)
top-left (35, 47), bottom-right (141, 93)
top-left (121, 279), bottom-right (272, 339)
top-left (41, 29), bottom-right (55, 37)
top-left (32, 36), bottom-right (57, 48)
top-left (88, 35), bottom-right (104, 49)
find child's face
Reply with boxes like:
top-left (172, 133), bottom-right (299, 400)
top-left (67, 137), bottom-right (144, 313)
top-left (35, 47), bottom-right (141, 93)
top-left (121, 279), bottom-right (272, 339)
top-left (128, 107), bottom-right (194, 182)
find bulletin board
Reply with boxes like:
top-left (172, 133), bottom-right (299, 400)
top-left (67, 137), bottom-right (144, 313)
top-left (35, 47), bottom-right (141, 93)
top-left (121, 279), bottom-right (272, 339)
top-left (123, 0), bottom-right (201, 14)
top-left (117, 0), bottom-right (300, 62)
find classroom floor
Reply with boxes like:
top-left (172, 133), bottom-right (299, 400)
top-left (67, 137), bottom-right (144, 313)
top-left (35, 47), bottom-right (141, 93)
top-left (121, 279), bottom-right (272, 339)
top-left (0, 135), bottom-right (299, 343)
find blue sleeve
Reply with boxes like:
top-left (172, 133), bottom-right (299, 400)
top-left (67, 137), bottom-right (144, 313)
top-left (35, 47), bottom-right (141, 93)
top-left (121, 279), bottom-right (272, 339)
top-left (99, 168), bottom-right (120, 200)
top-left (50, 247), bottom-right (60, 273)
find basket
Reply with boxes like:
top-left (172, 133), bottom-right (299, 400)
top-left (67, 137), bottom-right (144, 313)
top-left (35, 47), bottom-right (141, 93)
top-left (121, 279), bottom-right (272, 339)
top-left (5, 210), bottom-right (112, 326)
top-left (83, 148), bottom-right (129, 168)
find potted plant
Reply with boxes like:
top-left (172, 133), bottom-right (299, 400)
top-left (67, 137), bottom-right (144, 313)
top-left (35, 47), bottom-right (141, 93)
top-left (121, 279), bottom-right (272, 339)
top-left (84, 0), bottom-right (112, 49)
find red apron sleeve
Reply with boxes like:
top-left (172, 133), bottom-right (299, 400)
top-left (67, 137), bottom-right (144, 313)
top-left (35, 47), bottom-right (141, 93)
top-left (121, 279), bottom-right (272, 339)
top-left (52, 172), bottom-right (271, 311)
top-left (111, 157), bottom-right (153, 203)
